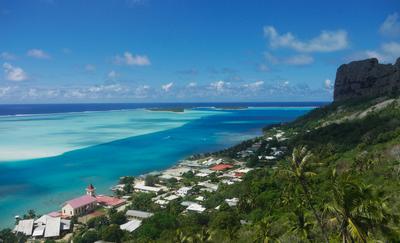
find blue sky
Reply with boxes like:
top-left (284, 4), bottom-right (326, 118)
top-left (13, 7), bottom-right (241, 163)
top-left (0, 0), bottom-right (399, 103)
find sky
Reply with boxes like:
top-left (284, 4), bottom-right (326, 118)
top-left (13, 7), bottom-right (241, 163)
top-left (0, 0), bottom-right (399, 103)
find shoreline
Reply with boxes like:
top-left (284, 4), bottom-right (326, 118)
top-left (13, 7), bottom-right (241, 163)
top-left (0, 106), bottom-right (315, 231)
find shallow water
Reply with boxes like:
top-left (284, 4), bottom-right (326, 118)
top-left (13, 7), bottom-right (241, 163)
top-left (0, 105), bottom-right (316, 227)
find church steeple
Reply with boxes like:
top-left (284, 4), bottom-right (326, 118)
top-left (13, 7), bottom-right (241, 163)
top-left (86, 184), bottom-right (95, 197)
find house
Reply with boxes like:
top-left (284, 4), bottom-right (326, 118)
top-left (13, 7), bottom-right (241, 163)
top-left (234, 172), bottom-right (245, 177)
top-left (179, 160), bottom-right (203, 168)
top-left (47, 211), bottom-right (62, 217)
top-left (126, 210), bottom-right (154, 220)
top-left (162, 167), bottom-right (192, 177)
top-left (203, 158), bottom-right (223, 166)
top-left (221, 179), bottom-right (235, 185)
top-left (95, 195), bottom-right (126, 208)
top-left (32, 225), bottom-right (45, 238)
top-left (154, 199), bottom-right (168, 206)
top-left (176, 186), bottom-right (192, 197)
top-left (195, 196), bottom-right (204, 201)
top-left (31, 215), bottom-right (71, 239)
top-left (210, 164), bottom-right (233, 171)
top-left (134, 181), bottom-right (164, 193)
top-left (61, 219), bottom-right (71, 231)
top-left (198, 181), bottom-right (219, 191)
top-left (34, 215), bottom-right (53, 225)
top-left (120, 219), bottom-right (142, 233)
top-left (186, 203), bottom-right (206, 213)
top-left (195, 172), bottom-right (209, 177)
top-left (181, 201), bottom-right (197, 207)
top-left (44, 217), bottom-right (61, 238)
top-left (61, 195), bottom-right (97, 217)
top-left (225, 198), bottom-right (239, 207)
top-left (14, 219), bottom-right (34, 236)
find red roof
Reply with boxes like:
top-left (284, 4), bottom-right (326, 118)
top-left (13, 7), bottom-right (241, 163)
top-left (47, 211), bottom-right (62, 217)
top-left (64, 195), bottom-right (97, 209)
top-left (210, 164), bottom-right (233, 171)
top-left (95, 195), bottom-right (126, 207)
top-left (234, 172), bottom-right (245, 177)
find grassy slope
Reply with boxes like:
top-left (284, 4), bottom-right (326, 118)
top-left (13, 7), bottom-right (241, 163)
top-left (127, 96), bottom-right (400, 242)
top-left (194, 96), bottom-right (400, 242)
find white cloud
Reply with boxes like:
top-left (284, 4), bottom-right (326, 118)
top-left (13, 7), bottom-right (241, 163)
top-left (114, 52), bottom-right (151, 66)
top-left (187, 82), bottom-right (197, 88)
top-left (243, 80), bottom-right (264, 90)
top-left (324, 79), bottom-right (333, 90)
top-left (162, 82), bottom-right (173, 92)
top-left (381, 42), bottom-right (400, 56)
top-left (46, 89), bottom-right (60, 98)
top-left (134, 85), bottom-right (150, 98)
top-left (0, 86), bottom-right (11, 97)
top-left (210, 80), bottom-right (229, 92)
top-left (27, 88), bottom-right (38, 97)
top-left (3, 62), bottom-right (28, 81)
top-left (264, 53), bottom-right (314, 66)
top-left (0, 52), bottom-right (16, 60)
top-left (85, 64), bottom-right (96, 72)
top-left (380, 13), bottom-right (400, 37)
top-left (68, 90), bottom-right (86, 98)
top-left (263, 26), bottom-right (348, 52)
top-left (88, 84), bottom-right (124, 93)
top-left (352, 41), bottom-right (400, 63)
top-left (27, 49), bottom-right (50, 59)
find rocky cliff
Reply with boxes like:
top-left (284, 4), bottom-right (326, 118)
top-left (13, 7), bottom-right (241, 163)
top-left (333, 57), bottom-right (400, 101)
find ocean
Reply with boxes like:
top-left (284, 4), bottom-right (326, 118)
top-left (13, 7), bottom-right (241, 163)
top-left (0, 102), bottom-right (325, 227)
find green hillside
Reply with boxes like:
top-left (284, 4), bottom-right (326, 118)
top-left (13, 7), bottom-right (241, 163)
top-left (132, 96), bottom-right (400, 242)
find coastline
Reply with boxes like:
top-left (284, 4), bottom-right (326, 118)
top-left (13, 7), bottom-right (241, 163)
top-left (0, 105), bottom-right (315, 228)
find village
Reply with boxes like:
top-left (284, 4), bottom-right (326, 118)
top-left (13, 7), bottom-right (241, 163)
top-left (11, 129), bottom-right (289, 242)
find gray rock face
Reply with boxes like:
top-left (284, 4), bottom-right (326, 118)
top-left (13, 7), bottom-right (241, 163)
top-left (333, 57), bottom-right (400, 101)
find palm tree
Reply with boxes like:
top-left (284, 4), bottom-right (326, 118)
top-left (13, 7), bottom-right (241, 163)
top-left (173, 228), bottom-right (191, 242)
top-left (254, 215), bottom-right (280, 243)
top-left (194, 226), bottom-right (212, 243)
top-left (324, 172), bottom-right (396, 243)
top-left (279, 146), bottom-right (329, 243)
top-left (290, 208), bottom-right (314, 242)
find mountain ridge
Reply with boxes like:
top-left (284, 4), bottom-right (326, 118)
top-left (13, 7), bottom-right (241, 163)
top-left (334, 57), bottom-right (400, 101)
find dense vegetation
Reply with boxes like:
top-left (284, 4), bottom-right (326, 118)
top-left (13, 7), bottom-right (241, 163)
top-left (127, 96), bottom-right (400, 242)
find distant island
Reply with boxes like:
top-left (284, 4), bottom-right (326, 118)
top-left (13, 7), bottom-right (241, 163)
top-left (146, 108), bottom-right (185, 112)
top-left (216, 106), bottom-right (248, 110)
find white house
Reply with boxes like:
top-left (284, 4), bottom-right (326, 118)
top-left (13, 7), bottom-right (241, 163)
top-left (176, 186), bottom-right (192, 197)
top-left (134, 181), bottom-right (164, 193)
top-left (120, 219), bottom-right (142, 233)
top-left (186, 203), bottom-right (206, 213)
top-left (61, 195), bottom-right (97, 217)
top-left (126, 210), bottom-right (154, 220)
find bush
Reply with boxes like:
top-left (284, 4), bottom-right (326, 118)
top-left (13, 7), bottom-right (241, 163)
top-left (101, 224), bottom-right (124, 243)
top-left (109, 211), bottom-right (126, 225)
top-left (87, 215), bottom-right (110, 229)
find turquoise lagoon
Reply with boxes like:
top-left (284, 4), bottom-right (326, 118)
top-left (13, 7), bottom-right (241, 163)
top-left (0, 105), bottom-right (315, 227)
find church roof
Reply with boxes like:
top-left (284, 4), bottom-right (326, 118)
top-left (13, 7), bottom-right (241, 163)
top-left (64, 195), bottom-right (97, 209)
